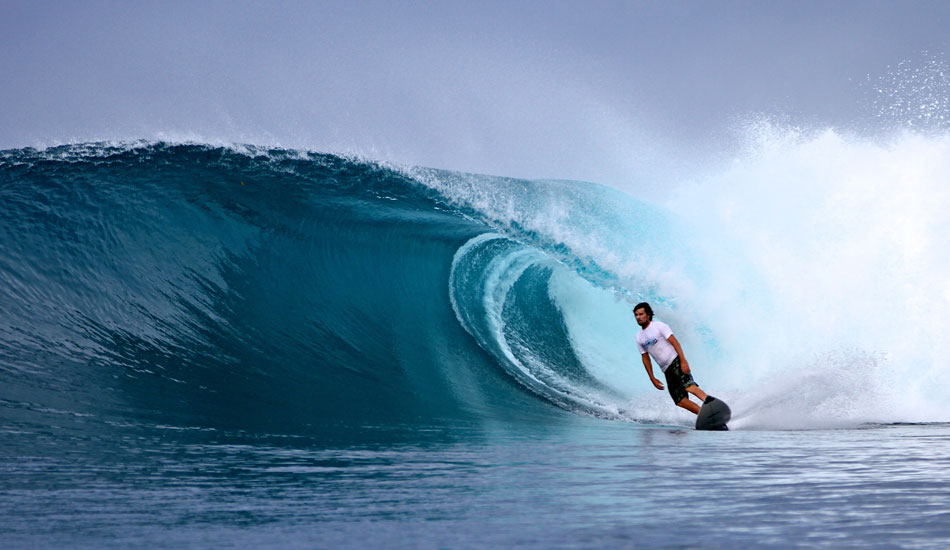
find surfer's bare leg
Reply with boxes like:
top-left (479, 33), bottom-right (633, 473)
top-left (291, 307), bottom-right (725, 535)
top-left (676, 397), bottom-right (700, 414)
top-left (686, 385), bottom-right (707, 402)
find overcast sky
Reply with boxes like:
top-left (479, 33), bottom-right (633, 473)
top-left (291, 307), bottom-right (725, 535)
top-left (2, 0), bottom-right (949, 186)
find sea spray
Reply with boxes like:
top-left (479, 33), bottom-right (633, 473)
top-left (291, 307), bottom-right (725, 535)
top-left (413, 122), bottom-right (950, 427)
top-left (671, 123), bottom-right (950, 425)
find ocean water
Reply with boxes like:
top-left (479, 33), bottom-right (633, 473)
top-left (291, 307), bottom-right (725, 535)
top-left (2, 140), bottom-right (950, 548)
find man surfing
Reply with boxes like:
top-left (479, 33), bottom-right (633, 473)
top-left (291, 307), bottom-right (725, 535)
top-left (633, 302), bottom-right (710, 415)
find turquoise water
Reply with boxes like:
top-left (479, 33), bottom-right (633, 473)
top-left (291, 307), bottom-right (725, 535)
top-left (2, 142), bottom-right (950, 548)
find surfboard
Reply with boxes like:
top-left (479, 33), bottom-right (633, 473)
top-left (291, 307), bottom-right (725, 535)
top-left (695, 395), bottom-right (731, 431)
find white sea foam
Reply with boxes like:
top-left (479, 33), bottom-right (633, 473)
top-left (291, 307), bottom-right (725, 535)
top-left (669, 124), bottom-right (950, 425)
top-left (430, 121), bottom-right (950, 428)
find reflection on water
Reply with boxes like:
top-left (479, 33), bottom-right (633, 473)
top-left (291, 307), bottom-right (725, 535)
top-left (2, 417), bottom-right (950, 549)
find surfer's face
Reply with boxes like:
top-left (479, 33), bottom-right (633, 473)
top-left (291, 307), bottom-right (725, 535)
top-left (634, 308), bottom-right (651, 327)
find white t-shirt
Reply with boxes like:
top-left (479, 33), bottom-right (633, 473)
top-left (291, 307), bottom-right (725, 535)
top-left (636, 320), bottom-right (678, 371)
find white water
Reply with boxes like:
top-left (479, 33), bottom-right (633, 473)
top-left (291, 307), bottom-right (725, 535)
top-left (428, 122), bottom-right (950, 429)
top-left (550, 124), bottom-right (950, 428)
top-left (679, 125), bottom-right (950, 425)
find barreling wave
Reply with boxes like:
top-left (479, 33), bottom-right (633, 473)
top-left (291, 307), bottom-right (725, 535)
top-left (0, 142), bottom-right (679, 437)
top-left (6, 130), bottom-right (950, 435)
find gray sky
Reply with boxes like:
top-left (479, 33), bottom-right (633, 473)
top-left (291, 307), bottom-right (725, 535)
top-left (2, 0), bottom-right (949, 187)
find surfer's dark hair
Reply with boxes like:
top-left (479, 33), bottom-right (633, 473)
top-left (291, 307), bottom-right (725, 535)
top-left (633, 302), bottom-right (654, 319)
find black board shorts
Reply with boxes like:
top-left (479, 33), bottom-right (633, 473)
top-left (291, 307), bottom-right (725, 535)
top-left (663, 357), bottom-right (697, 403)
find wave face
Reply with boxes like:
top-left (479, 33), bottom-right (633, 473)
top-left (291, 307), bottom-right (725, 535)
top-left (2, 136), bottom-right (950, 435)
top-left (0, 143), bottom-right (662, 436)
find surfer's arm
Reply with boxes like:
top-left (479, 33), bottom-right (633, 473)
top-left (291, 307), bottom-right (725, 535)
top-left (641, 353), bottom-right (664, 390)
top-left (667, 334), bottom-right (689, 373)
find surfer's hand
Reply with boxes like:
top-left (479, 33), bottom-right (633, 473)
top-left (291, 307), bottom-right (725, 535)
top-left (680, 360), bottom-right (690, 374)
top-left (651, 378), bottom-right (664, 390)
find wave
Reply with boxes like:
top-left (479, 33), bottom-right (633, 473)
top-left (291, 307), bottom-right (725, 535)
top-left (2, 135), bottom-right (949, 435)
top-left (0, 142), bottom-right (649, 437)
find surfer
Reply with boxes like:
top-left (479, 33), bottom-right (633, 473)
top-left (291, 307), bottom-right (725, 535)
top-left (633, 302), bottom-right (708, 414)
